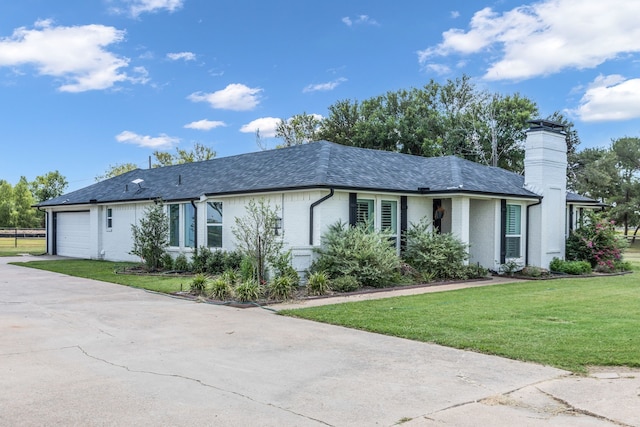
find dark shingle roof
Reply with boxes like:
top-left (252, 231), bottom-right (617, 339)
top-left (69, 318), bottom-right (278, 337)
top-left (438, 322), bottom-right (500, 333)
top-left (39, 141), bottom-right (544, 207)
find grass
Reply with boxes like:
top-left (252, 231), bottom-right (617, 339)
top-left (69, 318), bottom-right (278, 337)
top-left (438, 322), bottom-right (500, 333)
top-left (282, 242), bottom-right (640, 373)
top-left (0, 237), bottom-right (46, 256)
top-left (11, 259), bottom-right (191, 294)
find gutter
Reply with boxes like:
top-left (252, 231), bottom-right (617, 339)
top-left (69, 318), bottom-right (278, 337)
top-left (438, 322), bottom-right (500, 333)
top-left (309, 188), bottom-right (334, 245)
top-left (525, 198), bottom-right (543, 266)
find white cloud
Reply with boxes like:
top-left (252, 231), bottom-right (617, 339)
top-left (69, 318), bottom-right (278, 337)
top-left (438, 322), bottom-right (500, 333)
top-left (167, 51), bottom-right (196, 61)
top-left (574, 75), bottom-right (640, 122)
top-left (239, 117), bottom-right (280, 138)
top-left (116, 130), bottom-right (180, 148)
top-left (418, 0), bottom-right (640, 81)
top-left (116, 0), bottom-right (184, 17)
top-left (188, 83), bottom-right (262, 111)
top-left (424, 63), bottom-right (451, 75)
top-left (0, 20), bottom-right (132, 92)
top-left (450, 11), bottom-right (460, 19)
top-left (303, 77), bottom-right (347, 93)
top-left (184, 119), bottom-right (226, 131)
top-left (342, 15), bottom-right (379, 26)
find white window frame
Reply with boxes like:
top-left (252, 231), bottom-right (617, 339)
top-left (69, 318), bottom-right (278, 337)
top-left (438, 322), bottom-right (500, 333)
top-left (167, 203), bottom-right (196, 249)
top-left (206, 201), bottom-right (223, 249)
top-left (106, 207), bottom-right (113, 231)
top-left (505, 203), bottom-right (522, 259)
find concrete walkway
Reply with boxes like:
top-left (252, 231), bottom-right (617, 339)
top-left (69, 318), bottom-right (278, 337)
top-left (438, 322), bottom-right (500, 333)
top-left (1, 255), bottom-right (638, 426)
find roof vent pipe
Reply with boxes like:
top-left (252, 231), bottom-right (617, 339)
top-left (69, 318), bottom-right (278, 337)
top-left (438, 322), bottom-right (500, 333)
top-left (178, 175), bottom-right (182, 185)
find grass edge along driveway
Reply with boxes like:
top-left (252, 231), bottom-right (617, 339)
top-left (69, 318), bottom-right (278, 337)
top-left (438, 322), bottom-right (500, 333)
top-left (282, 272), bottom-right (640, 374)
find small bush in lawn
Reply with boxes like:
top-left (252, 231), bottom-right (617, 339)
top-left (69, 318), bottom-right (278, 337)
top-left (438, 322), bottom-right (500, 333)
top-left (210, 277), bottom-right (233, 301)
top-left (306, 271), bottom-right (330, 296)
top-left (234, 280), bottom-right (262, 302)
top-left (160, 252), bottom-right (174, 271)
top-left (174, 253), bottom-right (190, 272)
top-left (268, 275), bottom-right (296, 301)
top-left (190, 273), bottom-right (209, 295)
top-left (331, 275), bottom-right (359, 293)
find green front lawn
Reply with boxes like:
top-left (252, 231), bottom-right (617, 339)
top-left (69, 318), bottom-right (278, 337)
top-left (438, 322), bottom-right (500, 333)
top-left (11, 259), bottom-right (191, 294)
top-left (283, 243), bottom-right (640, 373)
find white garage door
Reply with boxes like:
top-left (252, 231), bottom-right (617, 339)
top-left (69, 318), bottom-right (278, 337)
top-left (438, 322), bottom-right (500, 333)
top-left (56, 211), bottom-right (90, 258)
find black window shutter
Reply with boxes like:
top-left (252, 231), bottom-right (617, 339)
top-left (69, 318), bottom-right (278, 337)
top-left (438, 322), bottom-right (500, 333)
top-left (349, 193), bottom-right (357, 227)
top-left (500, 199), bottom-right (507, 264)
top-left (400, 196), bottom-right (408, 252)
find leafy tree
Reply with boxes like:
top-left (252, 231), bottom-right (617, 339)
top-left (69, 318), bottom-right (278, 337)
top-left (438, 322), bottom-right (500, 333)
top-left (231, 198), bottom-right (283, 285)
top-left (152, 142), bottom-right (216, 167)
top-left (13, 177), bottom-right (39, 228)
top-left (96, 163), bottom-right (139, 181)
top-left (316, 75), bottom-right (541, 172)
top-left (130, 201), bottom-right (169, 271)
top-left (275, 112), bottom-right (321, 147)
top-left (30, 170), bottom-right (68, 202)
top-left (609, 137), bottom-right (640, 235)
top-left (0, 180), bottom-right (14, 227)
top-left (571, 148), bottom-right (618, 201)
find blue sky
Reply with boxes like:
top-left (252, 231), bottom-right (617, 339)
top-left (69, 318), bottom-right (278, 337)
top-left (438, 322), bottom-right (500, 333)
top-left (2, 0), bottom-right (640, 191)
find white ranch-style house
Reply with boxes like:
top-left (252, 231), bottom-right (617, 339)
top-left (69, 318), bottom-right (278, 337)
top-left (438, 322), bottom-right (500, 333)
top-left (38, 120), bottom-right (601, 273)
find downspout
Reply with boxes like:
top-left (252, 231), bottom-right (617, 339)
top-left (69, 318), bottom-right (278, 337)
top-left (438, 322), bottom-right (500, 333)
top-left (525, 199), bottom-right (542, 266)
top-left (309, 189), bottom-right (335, 245)
top-left (190, 200), bottom-right (198, 249)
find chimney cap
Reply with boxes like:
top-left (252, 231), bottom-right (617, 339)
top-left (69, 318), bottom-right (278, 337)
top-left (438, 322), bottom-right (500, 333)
top-left (527, 119), bottom-right (565, 133)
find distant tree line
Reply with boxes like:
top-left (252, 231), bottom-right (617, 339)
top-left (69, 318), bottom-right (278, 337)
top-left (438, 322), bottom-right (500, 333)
top-left (0, 171), bottom-right (67, 228)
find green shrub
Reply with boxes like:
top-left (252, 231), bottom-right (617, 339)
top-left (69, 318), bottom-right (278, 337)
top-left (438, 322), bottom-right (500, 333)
top-left (190, 273), bottom-right (208, 295)
top-left (267, 275), bottom-right (296, 301)
top-left (239, 257), bottom-right (254, 282)
top-left (311, 221), bottom-right (401, 288)
top-left (210, 277), bottom-right (233, 301)
top-left (130, 202), bottom-right (169, 271)
top-left (174, 253), bottom-right (190, 272)
top-left (403, 219), bottom-right (469, 280)
top-left (191, 246), bottom-right (213, 273)
top-left (222, 269), bottom-right (239, 286)
top-left (330, 275), bottom-right (359, 293)
top-left (520, 266), bottom-right (545, 278)
top-left (566, 211), bottom-right (627, 271)
top-left (549, 257), bottom-right (591, 275)
top-left (460, 264), bottom-right (489, 279)
top-left (160, 252), bottom-right (174, 270)
top-left (270, 250), bottom-right (300, 285)
top-left (234, 280), bottom-right (262, 302)
top-left (306, 271), bottom-right (330, 296)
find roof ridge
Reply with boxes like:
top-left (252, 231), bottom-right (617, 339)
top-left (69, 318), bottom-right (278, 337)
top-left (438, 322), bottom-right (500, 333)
top-left (314, 141), bottom-right (332, 183)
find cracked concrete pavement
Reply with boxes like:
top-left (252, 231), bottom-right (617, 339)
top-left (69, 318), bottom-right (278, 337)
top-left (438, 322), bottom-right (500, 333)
top-left (1, 255), bottom-right (639, 426)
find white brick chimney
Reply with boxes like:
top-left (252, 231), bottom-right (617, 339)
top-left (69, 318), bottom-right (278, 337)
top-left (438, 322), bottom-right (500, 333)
top-left (524, 120), bottom-right (567, 269)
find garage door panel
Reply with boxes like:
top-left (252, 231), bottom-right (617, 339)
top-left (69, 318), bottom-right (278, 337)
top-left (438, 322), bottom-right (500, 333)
top-left (57, 212), bottom-right (90, 258)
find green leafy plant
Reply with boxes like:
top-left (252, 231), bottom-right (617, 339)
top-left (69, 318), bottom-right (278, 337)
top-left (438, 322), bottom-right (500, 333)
top-left (403, 218), bottom-right (469, 280)
top-left (190, 273), bottom-right (209, 295)
top-left (306, 271), bottom-right (331, 296)
top-left (160, 252), bottom-right (174, 271)
top-left (210, 277), bottom-right (233, 300)
top-left (330, 275), bottom-right (359, 293)
top-left (174, 253), bottom-right (190, 272)
top-left (234, 280), bottom-right (262, 302)
top-left (311, 221), bottom-right (401, 288)
top-left (270, 250), bottom-right (299, 285)
top-left (130, 201), bottom-right (169, 271)
top-left (222, 269), bottom-right (239, 286)
top-left (549, 257), bottom-right (592, 275)
top-left (191, 246), bottom-right (213, 273)
top-left (520, 265), bottom-right (545, 278)
top-left (500, 260), bottom-right (521, 276)
top-left (267, 275), bottom-right (296, 301)
top-left (566, 211), bottom-right (627, 272)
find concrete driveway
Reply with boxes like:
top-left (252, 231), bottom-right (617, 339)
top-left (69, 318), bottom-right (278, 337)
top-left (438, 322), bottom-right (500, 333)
top-left (1, 256), bottom-right (638, 426)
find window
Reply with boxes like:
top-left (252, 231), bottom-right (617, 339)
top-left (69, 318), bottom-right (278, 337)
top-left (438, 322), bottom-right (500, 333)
top-left (381, 200), bottom-right (398, 246)
top-left (106, 208), bottom-right (113, 229)
top-left (184, 203), bottom-right (196, 248)
top-left (505, 204), bottom-right (521, 258)
top-left (356, 199), bottom-right (374, 230)
top-left (169, 204), bottom-right (180, 247)
top-left (207, 201), bottom-right (223, 248)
